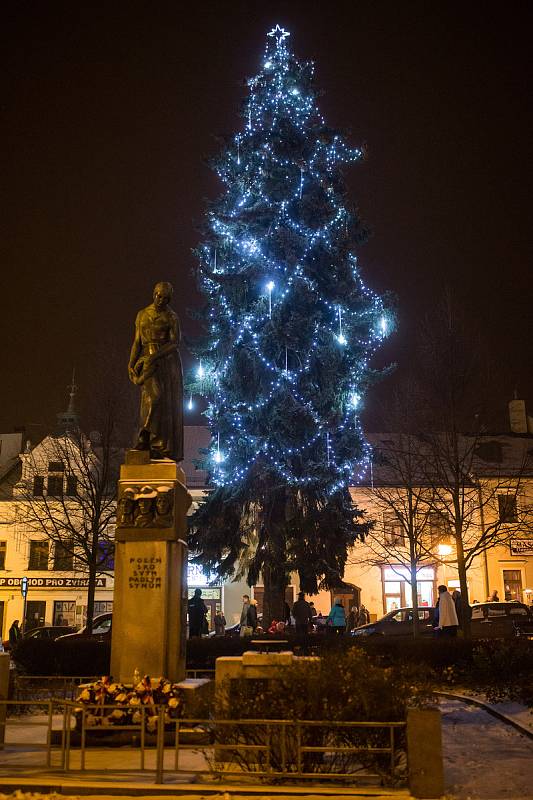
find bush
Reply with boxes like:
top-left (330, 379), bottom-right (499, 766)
top-left (217, 647), bottom-right (431, 781)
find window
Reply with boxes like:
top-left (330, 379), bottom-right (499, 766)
top-left (487, 606), bottom-right (506, 617)
top-left (93, 616), bottom-right (112, 635)
top-left (97, 541), bottom-right (114, 571)
top-left (383, 512), bottom-right (404, 545)
top-left (48, 461), bottom-right (64, 472)
top-left (428, 512), bottom-right (450, 546)
top-left (94, 600), bottom-right (113, 615)
top-left (33, 476), bottom-right (44, 496)
top-left (509, 606), bottom-right (527, 616)
top-left (28, 540), bottom-right (49, 570)
top-left (53, 600), bottom-right (75, 626)
top-left (498, 495), bottom-right (518, 523)
top-left (0, 541), bottom-right (6, 570)
top-left (503, 569), bottom-right (523, 601)
top-left (53, 540), bottom-right (73, 571)
top-left (65, 475), bottom-right (77, 496)
top-left (47, 475), bottom-right (63, 496)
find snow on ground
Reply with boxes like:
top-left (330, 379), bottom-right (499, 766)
top-left (440, 697), bottom-right (533, 799)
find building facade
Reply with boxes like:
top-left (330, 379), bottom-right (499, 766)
top-left (1, 409), bottom-right (532, 639)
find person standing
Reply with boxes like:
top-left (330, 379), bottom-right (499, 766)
top-left (240, 594), bottom-right (257, 637)
top-left (214, 610), bottom-right (226, 636)
top-left (435, 585), bottom-right (459, 637)
top-left (292, 592), bottom-right (313, 635)
top-left (9, 619), bottom-right (21, 648)
top-left (326, 598), bottom-right (346, 635)
top-left (188, 589), bottom-right (208, 638)
top-left (347, 606), bottom-right (358, 632)
top-left (358, 605), bottom-right (370, 626)
top-left (488, 589), bottom-right (500, 602)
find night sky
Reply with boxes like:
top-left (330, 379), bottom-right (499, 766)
top-left (3, 1), bottom-right (532, 440)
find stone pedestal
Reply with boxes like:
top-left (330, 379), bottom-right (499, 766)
top-left (110, 452), bottom-right (192, 684)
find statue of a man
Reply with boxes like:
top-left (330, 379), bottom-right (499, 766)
top-left (128, 282), bottom-right (183, 461)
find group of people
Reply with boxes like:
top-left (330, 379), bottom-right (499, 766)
top-left (187, 587), bottom-right (372, 638)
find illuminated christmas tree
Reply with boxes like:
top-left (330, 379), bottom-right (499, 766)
top-left (189, 25), bottom-right (392, 623)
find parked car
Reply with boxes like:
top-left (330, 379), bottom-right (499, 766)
top-left (470, 601), bottom-right (533, 638)
top-left (55, 613), bottom-right (112, 642)
top-left (352, 607), bottom-right (436, 638)
top-left (352, 601), bottom-right (533, 639)
top-left (24, 625), bottom-right (78, 640)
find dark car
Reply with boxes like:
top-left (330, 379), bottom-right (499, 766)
top-left (352, 607), bottom-right (436, 638)
top-left (55, 612), bottom-right (112, 642)
top-left (470, 602), bottom-right (533, 638)
top-left (24, 625), bottom-right (78, 640)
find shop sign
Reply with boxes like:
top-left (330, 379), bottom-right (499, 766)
top-left (187, 562), bottom-right (216, 586)
top-left (188, 587), bottom-right (221, 600)
top-left (0, 577), bottom-right (106, 589)
top-left (510, 538), bottom-right (533, 556)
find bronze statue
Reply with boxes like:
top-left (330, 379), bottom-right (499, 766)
top-left (128, 282), bottom-right (184, 461)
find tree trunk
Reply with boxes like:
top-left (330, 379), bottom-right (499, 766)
top-left (86, 563), bottom-right (97, 633)
top-left (261, 488), bottom-right (289, 628)
top-left (85, 527), bottom-right (100, 633)
top-left (454, 531), bottom-right (471, 638)
top-left (410, 563), bottom-right (420, 638)
top-left (262, 563), bottom-right (288, 629)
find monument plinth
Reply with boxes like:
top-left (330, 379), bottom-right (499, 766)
top-left (110, 450), bottom-right (192, 683)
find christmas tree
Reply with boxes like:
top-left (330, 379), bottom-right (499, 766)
top-left (189, 25), bottom-right (391, 623)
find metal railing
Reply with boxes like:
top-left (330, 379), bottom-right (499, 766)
top-left (0, 697), bottom-right (405, 786)
top-left (13, 675), bottom-right (99, 702)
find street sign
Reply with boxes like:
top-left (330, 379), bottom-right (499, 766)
top-left (20, 576), bottom-right (28, 598)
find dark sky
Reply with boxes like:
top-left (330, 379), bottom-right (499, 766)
top-left (3, 1), bottom-right (532, 439)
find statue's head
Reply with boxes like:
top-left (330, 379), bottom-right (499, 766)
top-left (153, 281), bottom-right (173, 310)
top-left (156, 486), bottom-right (173, 514)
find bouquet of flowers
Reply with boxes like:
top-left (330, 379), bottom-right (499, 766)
top-left (75, 674), bottom-right (183, 730)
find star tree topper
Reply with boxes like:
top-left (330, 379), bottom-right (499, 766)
top-left (267, 24), bottom-right (290, 48)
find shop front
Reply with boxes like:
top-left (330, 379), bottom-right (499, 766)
top-left (381, 565), bottom-right (436, 613)
top-left (187, 562), bottom-right (222, 631)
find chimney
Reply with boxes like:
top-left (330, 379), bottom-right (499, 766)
top-left (509, 397), bottom-right (528, 434)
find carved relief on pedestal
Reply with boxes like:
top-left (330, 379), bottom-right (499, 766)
top-left (116, 484), bottom-right (175, 529)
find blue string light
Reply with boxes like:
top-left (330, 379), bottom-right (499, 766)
top-left (193, 26), bottom-right (392, 491)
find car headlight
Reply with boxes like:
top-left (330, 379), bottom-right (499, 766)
top-left (353, 627), bottom-right (375, 636)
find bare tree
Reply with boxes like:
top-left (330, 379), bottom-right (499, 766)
top-left (13, 356), bottom-right (132, 631)
top-left (416, 293), bottom-right (533, 635)
top-left (359, 432), bottom-right (439, 637)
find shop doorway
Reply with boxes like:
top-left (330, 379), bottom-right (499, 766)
top-left (329, 584), bottom-right (361, 613)
top-left (188, 587), bottom-right (222, 632)
top-left (252, 586), bottom-right (295, 619)
top-left (25, 601), bottom-right (46, 631)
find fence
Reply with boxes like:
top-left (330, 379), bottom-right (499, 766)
top-left (12, 671), bottom-right (215, 702)
top-left (0, 698), bottom-right (406, 786)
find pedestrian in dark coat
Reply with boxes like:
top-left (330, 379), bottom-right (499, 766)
top-left (292, 592), bottom-right (313, 635)
top-left (188, 589), bottom-right (208, 637)
top-left (214, 611), bottom-right (226, 636)
top-left (9, 619), bottom-right (21, 648)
